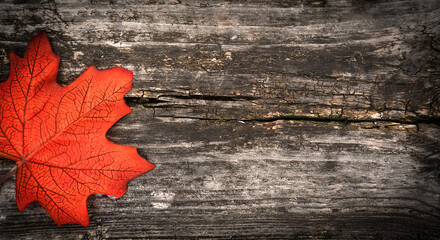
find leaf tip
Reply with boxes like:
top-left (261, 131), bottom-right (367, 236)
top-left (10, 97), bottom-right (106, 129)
top-left (36, 30), bottom-right (48, 38)
top-left (147, 161), bottom-right (156, 172)
top-left (8, 51), bottom-right (18, 60)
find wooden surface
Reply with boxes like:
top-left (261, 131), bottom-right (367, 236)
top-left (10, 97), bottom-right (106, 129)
top-left (1, 0), bottom-right (440, 239)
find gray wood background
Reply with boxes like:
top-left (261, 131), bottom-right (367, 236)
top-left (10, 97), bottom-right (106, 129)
top-left (1, 0), bottom-right (440, 239)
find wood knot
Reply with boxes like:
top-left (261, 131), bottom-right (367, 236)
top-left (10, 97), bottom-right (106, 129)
top-left (306, 0), bottom-right (326, 7)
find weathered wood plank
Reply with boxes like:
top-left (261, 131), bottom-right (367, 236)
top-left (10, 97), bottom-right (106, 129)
top-left (1, 108), bottom-right (440, 238)
top-left (0, 0), bottom-right (439, 121)
top-left (1, 0), bottom-right (440, 239)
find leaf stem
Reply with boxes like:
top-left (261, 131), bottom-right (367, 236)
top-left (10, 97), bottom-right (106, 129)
top-left (0, 166), bottom-right (17, 189)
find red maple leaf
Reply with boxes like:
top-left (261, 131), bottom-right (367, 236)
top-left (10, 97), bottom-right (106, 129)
top-left (0, 31), bottom-right (155, 226)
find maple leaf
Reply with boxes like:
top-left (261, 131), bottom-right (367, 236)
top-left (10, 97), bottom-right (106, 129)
top-left (0, 31), bottom-right (155, 226)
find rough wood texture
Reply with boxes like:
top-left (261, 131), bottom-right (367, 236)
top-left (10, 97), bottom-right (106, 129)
top-left (1, 0), bottom-right (440, 239)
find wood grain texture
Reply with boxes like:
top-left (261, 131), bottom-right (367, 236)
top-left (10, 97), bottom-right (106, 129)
top-left (1, 0), bottom-right (440, 239)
